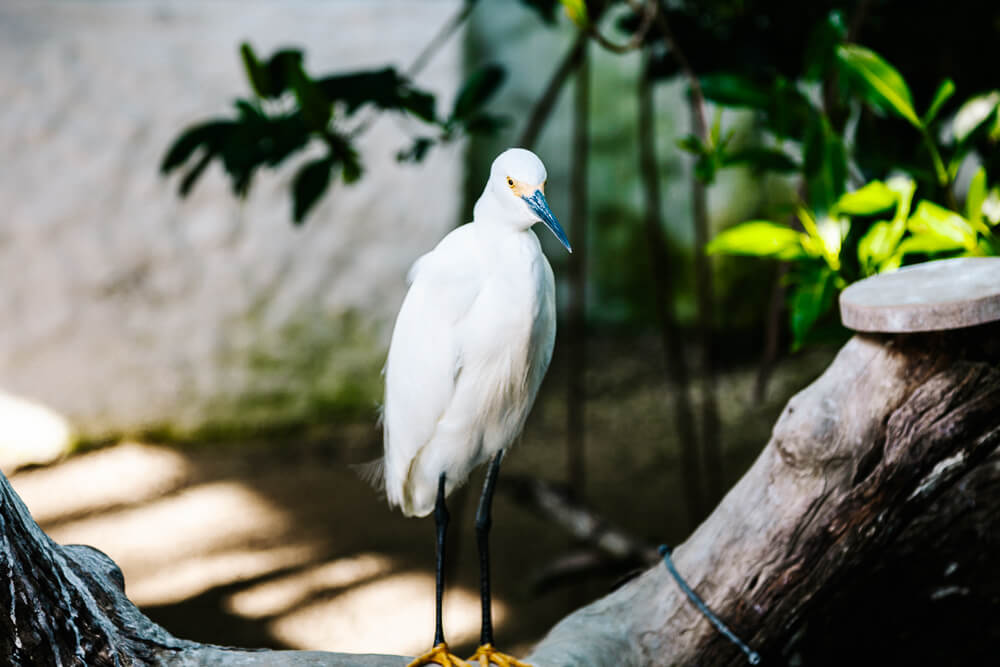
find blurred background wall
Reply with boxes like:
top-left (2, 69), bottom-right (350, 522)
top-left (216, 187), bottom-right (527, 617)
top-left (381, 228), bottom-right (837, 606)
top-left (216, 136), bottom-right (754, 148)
top-left (1, 1), bottom-right (466, 460)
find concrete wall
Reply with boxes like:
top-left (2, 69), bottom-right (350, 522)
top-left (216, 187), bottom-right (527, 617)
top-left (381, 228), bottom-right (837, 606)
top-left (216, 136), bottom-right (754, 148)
top-left (0, 0), bottom-right (465, 459)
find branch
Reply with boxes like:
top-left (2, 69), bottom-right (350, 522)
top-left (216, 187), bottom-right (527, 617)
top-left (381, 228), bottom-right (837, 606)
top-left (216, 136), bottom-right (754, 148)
top-left (406, 1), bottom-right (477, 79)
top-left (517, 31), bottom-right (588, 150)
top-left (653, 7), bottom-right (723, 501)
top-left (4, 328), bottom-right (998, 665)
top-left (528, 328), bottom-right (1000, 665)
top-left (501, 475), bottom-right (659, 563)
top-left (586, 0), bottom-right (657, 54)
top-left (565, 39), bottom-right (590, 498)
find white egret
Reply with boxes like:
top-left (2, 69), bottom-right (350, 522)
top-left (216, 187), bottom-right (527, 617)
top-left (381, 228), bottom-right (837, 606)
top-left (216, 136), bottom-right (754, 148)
top-left (378, 148), bottom-right (570, 667)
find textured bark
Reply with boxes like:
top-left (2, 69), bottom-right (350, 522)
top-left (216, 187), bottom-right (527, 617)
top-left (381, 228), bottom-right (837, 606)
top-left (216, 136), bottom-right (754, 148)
top-left (2, 327), bottom-right (998, 665)
top-left (529, 327), bottom-right (1000, 666)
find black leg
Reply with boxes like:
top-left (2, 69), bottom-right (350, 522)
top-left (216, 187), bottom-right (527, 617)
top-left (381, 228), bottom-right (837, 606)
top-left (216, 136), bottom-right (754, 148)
top-left (475, 450), bottom-right (504, 647)
top-left (433, 473), bottom-right (449, 647)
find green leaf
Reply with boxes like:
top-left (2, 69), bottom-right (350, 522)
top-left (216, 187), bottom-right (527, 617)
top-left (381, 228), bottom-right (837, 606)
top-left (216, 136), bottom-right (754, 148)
top-left (952, 91), bottom-right (1000, 143)
top-left (292, 156), bottom-right (335, 224)
top-left (803, 10), bottom-right (847, 81)
top-left (323, 132), bottom-right (362, 184)
top-left (676, 134), bottom-right (706, 156)
top-left (922, 79), bottom-right (955, 127)
top-left (318, 68), bottom-right (437, 122)
top-left (239, 44), bottom-right (304, 99)
top-left (789, 264), bottom-right (838, 351)
top-left (722, 147), bottom-right (799, 172)
top-left (767, 78), bottom-right (817, 140)
top-left (895, 233), bottom-right (965, 256)
top-left (160, 120), bottom-right (234, 174)
top-left (397, 137), bottom-right (435, 163)
top-left (857, 219), bottom-right (906, 274)
top-left (517, 0), bottom-right (558, 24)
top-left (833, 181), bottom-right (897, 216)
top-left (816, 216), bottom-right (848, 268)
top-left (560, 0), bottom-right (589, 27)
top-left (698, 73), bottom-right (772, 109)
top-left (836, 44), bottom-right (920, 127)
top-left (984, 187), bottom-right (1000, 226)
top-left (451, 64), bottom-right (506, 121)
top-left (694, 155), bottom-right (718, 185)
top-left (804, 114), bottom-right (847, 214)
top-left (240, 43), bottom-right (271, 99)
top-left (885, 176), bottom-right (917, 222)
top-left (460, 113), bottom-right (509, 135)
top-left (264, 49), bottom-right (306, 98)
top-left (709, 109), bottom-right (725, 148)
top-left (907, 200), bottom-right (978, 250)
top-left (706, 221), bottom-right (807, 260)
top-left (178, 151), bottom-right (214, 197)
top-left (289, 65), bottom-right (332, 131)
top-left (967, 167), bottom-right (988, 229)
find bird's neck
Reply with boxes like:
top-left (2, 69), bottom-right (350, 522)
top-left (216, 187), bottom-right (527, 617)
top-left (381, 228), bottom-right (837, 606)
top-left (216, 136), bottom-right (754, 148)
top-left (473, 190), bottom-right (532, 232)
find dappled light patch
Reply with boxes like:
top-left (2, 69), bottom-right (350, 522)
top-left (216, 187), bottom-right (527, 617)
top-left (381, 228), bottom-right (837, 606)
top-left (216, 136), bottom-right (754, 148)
top-left (0, 391), bottom-right (74, 471)
top-left (225, 552), bottom-right (395, 619)
top-left (11, 442), bottom-right (189, 524)
top-left (41, 481), bottom-right (292, 576)
top-left (266, 571), bottom-right (507, 655)
top-left (129, 543), bottom-right (320, 607)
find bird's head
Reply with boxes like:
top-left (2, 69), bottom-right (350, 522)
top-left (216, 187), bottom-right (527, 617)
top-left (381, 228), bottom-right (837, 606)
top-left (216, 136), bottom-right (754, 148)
top-left (483, 148), bottom-right (572, 253)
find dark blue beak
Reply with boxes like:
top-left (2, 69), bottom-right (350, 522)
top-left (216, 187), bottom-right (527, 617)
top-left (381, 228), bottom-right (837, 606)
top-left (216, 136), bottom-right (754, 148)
top-left (522, 190), bottom-right (572, 253)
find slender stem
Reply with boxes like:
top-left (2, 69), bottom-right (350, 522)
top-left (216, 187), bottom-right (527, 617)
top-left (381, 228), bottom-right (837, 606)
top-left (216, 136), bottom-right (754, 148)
top-left (347, 2), bottom-right (474, 139)
top-left (653, 11), bottom-right (708, 141)
top-left (566, 41), bottom-right (590, 501)
top-left (587, 0), bottom-right (657, 54)
top-left (433, 474), bottom-right (449, 647)
top-left (655, 9), bottom-right (723, 501)
top-left (921, 128), bottom-right (958, 210)
top-left (476, 451), bottom-right (505, 646)
top-left (517, 31), bottom-right (588, 150)
top-left (638, 53), bottom-right (705, 527)
top-left (753, 262), bottom-right (788, 404)
top-left (406, 1), bottom-right (476, 79)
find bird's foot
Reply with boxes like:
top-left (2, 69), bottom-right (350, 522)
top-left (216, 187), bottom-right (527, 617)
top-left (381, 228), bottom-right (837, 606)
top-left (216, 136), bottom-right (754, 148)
top-left (467, 643), bottom-right (532, 667)
top-left (406, 642), bottom-right (468, 667)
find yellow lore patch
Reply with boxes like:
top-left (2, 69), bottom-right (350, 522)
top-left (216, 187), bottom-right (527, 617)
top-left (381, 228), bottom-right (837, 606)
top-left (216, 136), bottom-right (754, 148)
top-left (506, 176), bottom-right (543, 198)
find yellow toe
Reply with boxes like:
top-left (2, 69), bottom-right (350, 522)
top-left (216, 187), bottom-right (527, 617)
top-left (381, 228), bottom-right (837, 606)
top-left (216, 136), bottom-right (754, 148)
top-left (406, 642), bottom-right (468, 667)
top-left (467, 643), bottom-right (532, 667)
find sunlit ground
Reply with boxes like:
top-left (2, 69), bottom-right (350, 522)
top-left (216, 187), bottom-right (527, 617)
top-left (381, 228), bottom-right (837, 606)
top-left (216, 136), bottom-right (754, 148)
top-left (5, 336), bottom-right (835, 657)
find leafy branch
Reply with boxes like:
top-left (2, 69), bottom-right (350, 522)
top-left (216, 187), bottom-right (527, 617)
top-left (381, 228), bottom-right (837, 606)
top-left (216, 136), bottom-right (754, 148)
top-left (696, 10), bottom-right (999, 349)
top-left (161, 43), bottom-right (507, 224)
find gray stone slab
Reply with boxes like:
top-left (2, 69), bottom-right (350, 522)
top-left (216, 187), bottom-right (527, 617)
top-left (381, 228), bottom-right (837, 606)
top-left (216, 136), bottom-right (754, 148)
top-left (840, 257), bottom-right (1000, 332)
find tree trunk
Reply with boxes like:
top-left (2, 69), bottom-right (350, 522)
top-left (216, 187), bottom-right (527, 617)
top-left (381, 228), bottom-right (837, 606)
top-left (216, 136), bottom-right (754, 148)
top-left (3, 327), bottom-right (999, 665)
top-left (529, 327), bottom-right (1000, 665)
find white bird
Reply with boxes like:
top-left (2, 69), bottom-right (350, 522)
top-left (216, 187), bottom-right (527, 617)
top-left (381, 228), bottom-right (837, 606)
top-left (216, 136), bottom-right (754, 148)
top-left (378, 148), bottom-right (570, 667)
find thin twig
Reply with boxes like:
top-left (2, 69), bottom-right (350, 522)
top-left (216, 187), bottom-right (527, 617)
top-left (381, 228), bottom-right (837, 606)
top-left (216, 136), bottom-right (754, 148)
top-left (501, 474), bottom-right (659, 562)
top-left (566, 41), bottom-right (590, 500)
top-left (347, 1), bottom-right (475, 138)
top-left (653, 10), bottom-right (708, 139)
top-left (638, 52), bottom-right (705, 527)
top-left (653, 8), bottom-right (724, 502)
top-left (406, 1), bottom-right (477, 79)
top-left (517, 31), bottom-right (588, 149)
top-left (587, 0), bottom-right (658, 54)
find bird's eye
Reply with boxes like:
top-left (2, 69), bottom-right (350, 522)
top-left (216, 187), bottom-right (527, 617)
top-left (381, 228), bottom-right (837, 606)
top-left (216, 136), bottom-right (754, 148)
top-left (507, 177), bottom-right (514, 187)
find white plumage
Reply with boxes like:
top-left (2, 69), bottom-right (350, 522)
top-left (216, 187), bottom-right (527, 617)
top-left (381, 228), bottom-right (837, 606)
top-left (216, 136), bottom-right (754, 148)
top-left (380, 148), bottom-right (570, 517)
